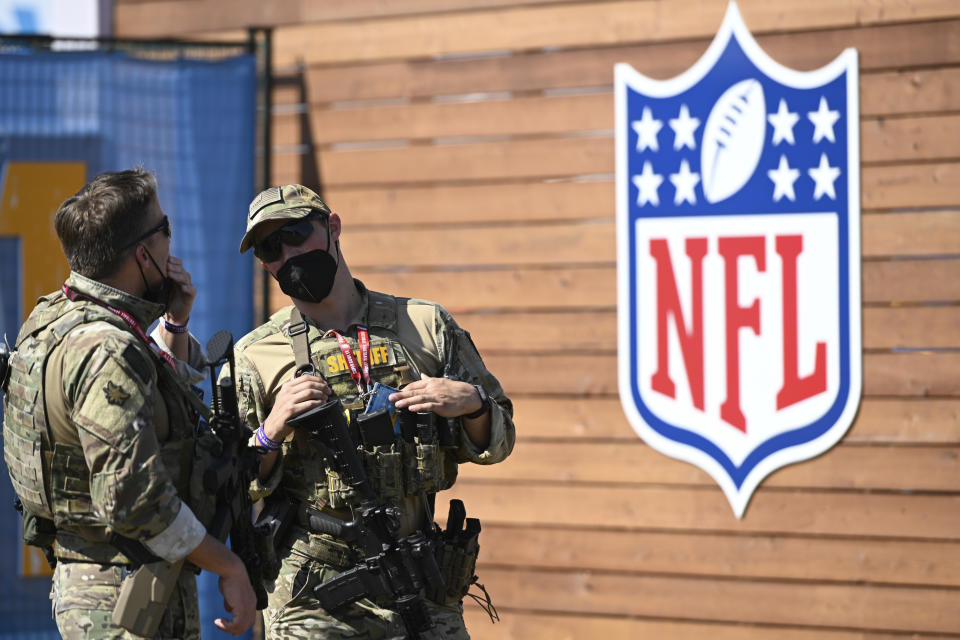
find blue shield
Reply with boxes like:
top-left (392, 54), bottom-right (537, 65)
top-left (615, 3), bottom-right (861, 517)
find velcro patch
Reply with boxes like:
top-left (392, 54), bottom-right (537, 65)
top-left (121, 344), bottom-right (153, 385)
top-left (249, 186), bottom-right (282, 219)
top-left (103, 381), bottom-right (130, 407)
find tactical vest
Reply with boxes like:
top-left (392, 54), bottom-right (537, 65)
top-left (2, 291), bottom-right (199, 563)
top-left (277, 292), bottom-right (460, 514)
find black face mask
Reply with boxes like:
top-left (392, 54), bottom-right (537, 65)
top-left (276, 245), bottom-right (340, 303)
top-left (136, 246), bottom-right (173, 310)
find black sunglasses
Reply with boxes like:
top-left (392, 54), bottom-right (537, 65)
top-left (253, 215), bottom-right (324, 263)
top-left (123, 215), bottom-right (171, 250)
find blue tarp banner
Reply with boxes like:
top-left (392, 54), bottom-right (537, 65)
top-left (0, 48), bottom-right (255, 637)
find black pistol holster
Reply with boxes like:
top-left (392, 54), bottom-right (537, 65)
top-left (433, 499), bottom-right (481, 605)
top-left (253, 490), bottom-right (297, 582)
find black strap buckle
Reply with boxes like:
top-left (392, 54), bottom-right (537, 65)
top-left (288, 321), bottom-right (308, 337)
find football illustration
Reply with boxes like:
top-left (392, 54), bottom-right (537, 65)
top-left (700, 78), bottom-right (766, 203)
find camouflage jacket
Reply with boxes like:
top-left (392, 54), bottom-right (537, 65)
top-left (232, 280), bottom-right (515, 551)
top-left (2, 272), bottom-right (207, 564)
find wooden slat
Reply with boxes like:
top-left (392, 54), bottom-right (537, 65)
top-left (457, 567), bottom-right (960, 634)
top-left (866, 352), bottom-right (960, 396)
top-left (863, 67), bottom-right (960, 118)
top-left (355, 266), bottom-right (614, 311)
top-left (116, 0), bottom-right (588, 37)
top-left (865, 306), bottom-right (960, 349)
top-left (312, 137), bottom-right (614, 186)
top-left (863, 211), bottom-right (960, 257)
top-left (863, 161), bottom-right (960, 210)
top-left (287, 92), bottom-right (613, 145)
top-left (476, 525), bottom-right (960, 587)
top-left (862, 114), bottom-right (960, 164)
top-left (507, 397), bottom-right (960, 443)
top-left (282, 20), bottom-right (960, 104)
top-left (462, 610), bottom-right (960, 640)
top-left (443, 482), bottom-right (960, 539)
top-left (863, 258), bottom-right (960, 302)
top-left (267, 0), bottom-right (960, 67)
top-left (117, 0), bottom-right (300, 36)
top-left (286, 115), bottom-right (960, 186)
top-left (276, 92), bottom-right (960, 148)
top-left (351, 259), bottom-right (960, 311)
top-left (479, 351), bottom-right (960, 396)
top-left (464, 441), bottom-right (960, 491)
top-left (341, 212), bottom-right (960, 270)
top-left (342, 221), bottom-right (615, 268)
top-left (276, 162), bottom-right (960, 222)
top-left (455, 306), bottom-right (960, 352)
top-left (323, 181), bottom-right (614, 224)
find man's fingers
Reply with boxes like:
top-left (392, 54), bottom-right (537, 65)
top-left (395, 393), bottom-right (435, 409)
top-left (398, 380), bottom-right (427, 393)
top-left (214, 617), bottom-right (239, 635)
top-left (214, 616), bottom-right (250, 637)
top-left (292, 388), bottom-right (329, 406)
top-left (284, 377), bottom-right (329, 396)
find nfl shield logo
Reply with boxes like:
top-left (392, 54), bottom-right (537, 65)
top-left (615, 3), bottom-right (861, 517)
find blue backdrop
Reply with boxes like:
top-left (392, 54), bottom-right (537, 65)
top-left (0, 47), bottom-right (256, 638)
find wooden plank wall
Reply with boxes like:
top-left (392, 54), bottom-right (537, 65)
top-left (117, 1), bottom-right (960, 637)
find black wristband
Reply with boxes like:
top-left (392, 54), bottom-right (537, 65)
top-left (463, 384), bottom-right (490, 419)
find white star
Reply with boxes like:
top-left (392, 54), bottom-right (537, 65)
top-left (808, 96), bottom-right (840, 143)
top-left (632, 161), bottom-right (663, 206)
top-left (670, 159), bottom-right (700, 205)
top-left (767, 155), bottom-right (800, 202)
top-left (631, 106), bottom-right (663, 152)
top-left (767, 98), bottom-right (799, 145)
top-left (669, 104), bottom-right (700, 150)
top-left (808, 153), bottom-right (841, 200)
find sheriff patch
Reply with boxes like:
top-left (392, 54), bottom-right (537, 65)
top-left (103, 381), bottom-right (130, 406)
top-left (324, 341), bottom-right (396, 376)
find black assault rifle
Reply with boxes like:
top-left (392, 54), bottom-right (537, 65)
top-left (288, 398), bottom-right (445, 639)
top-left (203, 330), bottom-right (269, 610)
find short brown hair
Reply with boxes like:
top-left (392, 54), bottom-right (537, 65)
top-left (55, 168), bottom-right (159, 279)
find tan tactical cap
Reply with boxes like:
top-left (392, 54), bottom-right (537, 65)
top-left (239, 184), bottom-right (331, 253)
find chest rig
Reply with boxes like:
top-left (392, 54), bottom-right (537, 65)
top-left (282, 294), bottom-right (459, 513)
top-left (2, 292), bottom-right (202, 561)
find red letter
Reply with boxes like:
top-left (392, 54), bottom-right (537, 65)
top-left (650, 237), bottom-right (707, 410)
top-left (776, 235), bottom-right (826, 409)
top-left (718, 236), bottom-right (765, 432)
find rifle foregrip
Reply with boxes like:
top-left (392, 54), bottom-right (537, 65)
top-left (313, 564), bottom-right (387, 612)
top-left (219, 377), bottom-right (239, 420)
top-left (306, 508), bottom-right (360, 543)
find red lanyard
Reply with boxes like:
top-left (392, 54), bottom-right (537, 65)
top-left (332, 326), bottom-right (371, 394)
top-left (62, 284), bottom-right (177, 370)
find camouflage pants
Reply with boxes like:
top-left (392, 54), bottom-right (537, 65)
top-left (264, 549), bottom-right (470, 639)
top-left (51, 561), bottom-right (200, 640)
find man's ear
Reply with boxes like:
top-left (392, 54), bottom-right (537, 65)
top-left (133, 244), bottom-right (148, 267)
top-left (328, 212), bottom-right (342, 242)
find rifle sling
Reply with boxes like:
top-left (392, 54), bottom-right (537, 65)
top-left (289, 308), bottom-right (314, 374)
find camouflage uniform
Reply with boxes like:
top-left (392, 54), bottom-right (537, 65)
top-left (2, 272), bottom-right (209, 639)
top-left (233, 281), bottom-right (515, 639)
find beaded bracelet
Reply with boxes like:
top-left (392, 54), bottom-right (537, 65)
top-left (255, 424), bottom-right (283, 451)
top-left (161, 317), bottom-right (189, 334)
